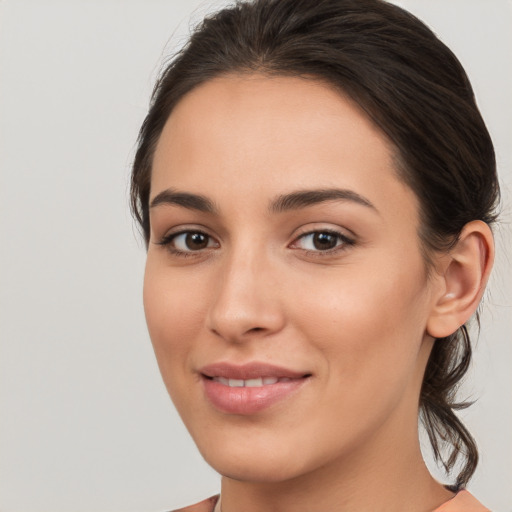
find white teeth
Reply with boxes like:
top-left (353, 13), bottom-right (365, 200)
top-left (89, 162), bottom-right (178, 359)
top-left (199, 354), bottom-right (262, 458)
top-left (228, 379), bottom-right (245, 387)
top-left (245, 378), bottom-right (263, 387)
top-left (212, 376), bottom-right (284, 387)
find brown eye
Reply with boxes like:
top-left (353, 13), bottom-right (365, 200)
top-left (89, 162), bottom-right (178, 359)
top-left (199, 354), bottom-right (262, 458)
top-left (160, 231), bottom-right (219, 253)
top-left (184, 232), bottom-right (209, 250)
top-left (312, 232), bottom-right (338, 250)
top-left (292, 230), bottom-right (354, 253)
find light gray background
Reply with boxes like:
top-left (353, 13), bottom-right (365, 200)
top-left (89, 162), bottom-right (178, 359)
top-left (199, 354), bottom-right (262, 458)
top-left (0, 1), bottom-right (510, 511)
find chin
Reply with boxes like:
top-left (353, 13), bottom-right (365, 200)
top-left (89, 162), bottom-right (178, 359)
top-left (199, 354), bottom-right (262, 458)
top-left (205, 453), bottom-right (306, 484)
top-left (193, 427), bottom-right (332, 485)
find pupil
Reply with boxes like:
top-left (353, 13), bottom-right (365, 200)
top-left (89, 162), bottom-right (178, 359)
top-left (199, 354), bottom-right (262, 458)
top-left (186, 232), bottom-right (208, 250)
top-left (313, 232), bottom-right (337, 250)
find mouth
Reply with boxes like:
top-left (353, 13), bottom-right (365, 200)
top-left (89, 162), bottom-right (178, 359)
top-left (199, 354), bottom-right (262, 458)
top-left (199, 362), bottom-right (311, 415)
top-left (208, 376), bottom-right (297, 387)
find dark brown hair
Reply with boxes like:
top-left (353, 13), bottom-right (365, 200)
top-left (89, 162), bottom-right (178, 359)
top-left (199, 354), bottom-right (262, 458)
top-left (131, 0), bottom-right (499, 488)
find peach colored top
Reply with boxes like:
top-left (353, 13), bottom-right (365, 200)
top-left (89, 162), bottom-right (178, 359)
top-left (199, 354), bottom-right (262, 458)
top-left (171, 490), bottom-right (490, 512)
top-left (433, 490), bottom-right (490, 512)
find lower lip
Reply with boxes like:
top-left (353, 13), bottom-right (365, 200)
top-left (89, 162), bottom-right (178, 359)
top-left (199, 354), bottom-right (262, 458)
top-left (202, 377), bottom-right (308, 415)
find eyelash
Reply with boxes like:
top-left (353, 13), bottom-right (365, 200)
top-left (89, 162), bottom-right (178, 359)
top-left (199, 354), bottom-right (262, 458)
top-left (291, 229), bottom-right (355, 257)
top-left (156, 230), bottom-right (218, 258)
top-left (156, 229), bottom-right (355, 258)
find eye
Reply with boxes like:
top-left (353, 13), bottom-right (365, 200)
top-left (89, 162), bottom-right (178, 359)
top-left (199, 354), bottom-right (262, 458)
top-left (157, 230), bottom-right (219, 254)
top-left (292, 230), bottom-right (354, 253)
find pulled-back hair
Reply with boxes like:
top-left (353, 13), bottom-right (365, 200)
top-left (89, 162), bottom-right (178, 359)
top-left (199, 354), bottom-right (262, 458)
top-left (131, 0), bottom-right (500, 488)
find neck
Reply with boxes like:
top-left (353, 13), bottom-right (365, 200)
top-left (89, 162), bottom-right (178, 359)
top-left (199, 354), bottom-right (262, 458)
top-left (218, 414), bottom-right (453, 512)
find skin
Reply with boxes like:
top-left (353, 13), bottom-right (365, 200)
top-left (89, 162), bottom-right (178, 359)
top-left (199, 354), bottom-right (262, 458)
top-left (143, 75), bottom-right (492, 512)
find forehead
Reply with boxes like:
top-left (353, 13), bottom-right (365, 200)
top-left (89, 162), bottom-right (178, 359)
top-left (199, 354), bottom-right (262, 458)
top-left (151, 73), bottom-right (418, 220)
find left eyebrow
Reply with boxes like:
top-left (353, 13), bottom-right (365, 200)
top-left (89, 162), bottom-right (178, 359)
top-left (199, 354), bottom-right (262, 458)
top-left (269, 188), bottom-right (378, 214)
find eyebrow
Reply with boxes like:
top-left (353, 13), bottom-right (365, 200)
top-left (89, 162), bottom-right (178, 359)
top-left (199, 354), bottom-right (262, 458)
top-left (149, 187), bottom-right (377, 215)
top-left (150, 188), bottom-right (218, 213)
top-left (269, 188), bottom-right (377, 213)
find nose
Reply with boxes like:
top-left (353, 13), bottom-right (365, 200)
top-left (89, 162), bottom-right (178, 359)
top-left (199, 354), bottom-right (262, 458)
top-left (206, 248), bottom-right (285, 342)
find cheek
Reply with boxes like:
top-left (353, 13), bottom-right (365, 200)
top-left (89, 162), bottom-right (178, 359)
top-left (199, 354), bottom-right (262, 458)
top-left (292, 257), bottom-right (430, 390)
top-left (143, 259), bottom-right (209, 377)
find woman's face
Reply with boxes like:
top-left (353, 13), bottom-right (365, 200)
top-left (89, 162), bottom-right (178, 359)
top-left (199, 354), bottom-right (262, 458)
top-left (144, 75), bottom-right (440, 482)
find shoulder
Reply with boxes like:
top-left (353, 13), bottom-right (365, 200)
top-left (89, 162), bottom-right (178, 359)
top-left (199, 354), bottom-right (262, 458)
top-left (171, 495), bottom-right (219, 512)
top-left (433, 490), bottom-right (491, 512)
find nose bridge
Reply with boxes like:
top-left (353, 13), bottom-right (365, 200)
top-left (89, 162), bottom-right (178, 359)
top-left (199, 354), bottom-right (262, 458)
top-left (207, 239), bottom-right (284, 341)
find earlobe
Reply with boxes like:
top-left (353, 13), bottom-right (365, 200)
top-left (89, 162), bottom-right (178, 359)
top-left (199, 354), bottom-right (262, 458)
top-left (426, 220), bottom-right (494, 339)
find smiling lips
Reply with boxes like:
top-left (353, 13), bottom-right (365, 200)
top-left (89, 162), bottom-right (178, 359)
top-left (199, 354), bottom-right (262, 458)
top-left (200, 362), bottom-right (310, 415)
top-left (212, 376), bottom-right (292, 387)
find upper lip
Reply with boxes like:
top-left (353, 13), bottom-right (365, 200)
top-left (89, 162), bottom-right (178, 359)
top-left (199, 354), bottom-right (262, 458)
top-left (199, 362), bottom-right (310, 380)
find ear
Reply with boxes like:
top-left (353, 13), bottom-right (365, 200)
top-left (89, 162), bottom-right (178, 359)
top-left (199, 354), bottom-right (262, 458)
top-left (427, 220), bottom-right (494, 339)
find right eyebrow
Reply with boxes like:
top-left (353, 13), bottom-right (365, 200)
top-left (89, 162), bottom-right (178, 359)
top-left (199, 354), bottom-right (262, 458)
top-left (149, 188), bottom-right (218, 214)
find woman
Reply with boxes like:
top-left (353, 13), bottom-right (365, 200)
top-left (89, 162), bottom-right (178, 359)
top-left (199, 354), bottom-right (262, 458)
top-left (131, 0), bottom-right (499, 510)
